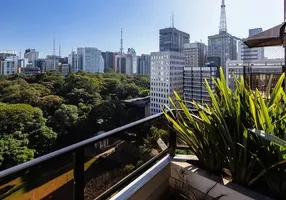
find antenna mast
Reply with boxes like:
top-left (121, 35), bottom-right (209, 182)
top-left (53, 37), bottom-right (56, 70)
top-left (120, 28), bottom-right (124, 55)
top-left (172, 12), bottom-right (174, 28)
top-left (219, 0), bottom-right (227, 34)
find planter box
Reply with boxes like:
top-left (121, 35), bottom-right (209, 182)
top-left (170, 159), bottom-right (273, 200)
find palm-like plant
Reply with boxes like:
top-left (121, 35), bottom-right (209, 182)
top-left (163, 67), bottom-right (286, 196)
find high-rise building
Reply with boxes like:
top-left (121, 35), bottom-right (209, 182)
top-left (3, 56), bottom-right (19, 75)
top-left (207, 56), bottom-right (221, 68)
top-left (36, 58), bottom-right (46, 72)
top-left (127, 48), bottom-right (137, 75)
top-left (159, 28), bottom-right (190, 52)
top-left (24, 49), bottom-right (39, 68)
top-left (208, 0), bottom-right (238, 70)
top-left (61, 64), bottom-right (70, 76)
top-left (137, 54), bottom-right (151, 75)
top-left (150, 51), bottom-right (185, 115)
top-left (77, 47), bottom-right (104, 73)
top-left (238, 28), bottom-right (264, 61)
top-left (114, 54), bottom-right (133, 76)
top-left (184, 66), bottom-right (218, 109)
top-left (102, 51), bottom-right (114, 70)
top-left (68, 51), bottom-right (78, 72)
top-left (184, 42), bottom-right (207, 67)
top-left (45, 55), bottom-right (60, 71)
top-left (0, 51), bottom-right (17, 75)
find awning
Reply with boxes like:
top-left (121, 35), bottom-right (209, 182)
top-left (243, 22), bottom-right (286, 48)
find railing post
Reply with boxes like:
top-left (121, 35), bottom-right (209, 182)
top-left (73, 147), bottom-right (85, 200)
top-left (169, 127), bottom-right (176, 157)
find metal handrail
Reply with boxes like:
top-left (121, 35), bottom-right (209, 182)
top-left (0, 112), bottom-right (164, 179)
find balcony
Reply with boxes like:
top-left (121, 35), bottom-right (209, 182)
top-left (0, 111), bottom-right (273, 200)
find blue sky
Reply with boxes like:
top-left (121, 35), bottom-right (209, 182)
top-left (0, 0), bottom-right (283, 57)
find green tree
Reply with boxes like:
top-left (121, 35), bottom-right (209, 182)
top-left (0, 104), bottom-right (57, 169)
top-left (49, 104), bottom-right (79, 136)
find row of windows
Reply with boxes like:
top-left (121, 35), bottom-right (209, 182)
top-left (151, 93), bottom-right (169, 98)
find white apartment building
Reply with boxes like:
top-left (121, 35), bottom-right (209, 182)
top-left (77, 47), bottom-right (104, 73)
top-left (3, 56), bottom-right (19, 75)
top-left (150, 51), bottom-right (185, 115)
top-left (24, 49), bottom-right (39, 67)
top-left (184, 67), bottom-right (217, 109)
top-left (226, 59), bottom-right (284, 92)
top-left (114, 54), bottom-right (133, 76)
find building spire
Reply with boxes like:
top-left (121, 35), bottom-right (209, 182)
top-left (219, 0), bottom-right (227, 34)
top-left (120, 28), bottom-right (124, 55)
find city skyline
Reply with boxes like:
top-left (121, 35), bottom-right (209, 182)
top-left (0, 0), bottom-right (283, 57)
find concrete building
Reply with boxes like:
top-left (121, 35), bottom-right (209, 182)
top-left (68, 51), bottom-right (78, 72)
top-left (22, 67), bottom-right (41, 75)
top-left (226, 59), bottom-right (284, 93)
top-left (24, 49), bottom-right (39, 67)
top-left (127, 48), bottom-right (137, 75)
top-left (184, 42), bottom-right (207, 67)
top-left (36, 58), bottom-right (46, 72)
top-left (77, 47), bottom-right (104, 73)
top-left (207, 56), bottom-right (221, 68)
top-left (238, 28), bottom-right (264, 61)
top-left (208, 0), bottom-right (238, 70)
top-left (3, 56), bottom-right (19, 75)
top-left (208, 33), bottom-right (237, 69)
top-left (184, 66), bottom-right (218, 109)
top-left (61, 64), bottom-right (70, 76)
top-left (150, 51), bottom-right (185, 115)
top-left (137, 54), bottom-right (151, 75)
top-left (0, 51), bottom-right (16, 60)
top-left (114, 54), bottom-right (133, 76)
top-left (159, 28), bottom-right (190, 52)
top-left (45, 55), bottom-right (60, 71)
top-left (102, 51), bottom-right (114, 70)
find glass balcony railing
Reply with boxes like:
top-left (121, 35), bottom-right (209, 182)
top-left (0, 111), bottom-right (188, 200)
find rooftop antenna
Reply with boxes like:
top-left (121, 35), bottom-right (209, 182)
top-left (59, 44), bottom-right (61, 57)
top-left (120, 28), bottom-right (124, 55)
top-left (219, 0), bottom-right (227, 34)
top-left (53, 36), bottom-right (56, 70)
top-left (172, 12), bottom-right (174, 28)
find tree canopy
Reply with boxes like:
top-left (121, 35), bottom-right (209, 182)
top-left (0, 72), bottom-right (150, 169)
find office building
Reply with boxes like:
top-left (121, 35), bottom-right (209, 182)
top-left (22, 67), bottom-right (41, 75)
top-left (184, 66), bottom-right (218, 109)
top-left (159, 28), bottom-right (190, 52)
top-left (61, 64), bottom-right (70, 76)
top-left (238, 28), bottom-right (264, 61)
top-left (102, 51), bottom-right (114, 70)
top-left (36, 58), bottom-right (46, 72)
top-left (114, 54), bottom-right (133, 76)
top-left (45, 55), bottom-right (60, 71)
top-left (24, 49), bottom-right (39, 67)
top-left (226, 59), bottom-right (284, 93)
top-left (150, 51), bottom-right (185, 115)
top-left (0, 51), bottom-right (16, 60)
top-left (68, 51), bottom-right (78, 72)
top-left (3, 56), bottom-right (19, 75)
top-left (184, 42), bottom-right (207, 67)
top-left (137, 54), bottom-right (151, 75)
top-left (127, 48), bottom-right (137, 75)
top-left (208, 0), bottom-right (238, 70)
top-left (207, 56), bottom-right (221, 68)
top-left (77, 47), bottom-right (104, 73)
